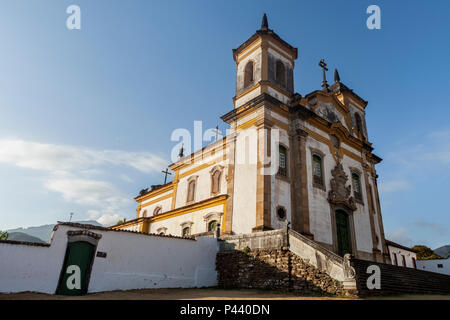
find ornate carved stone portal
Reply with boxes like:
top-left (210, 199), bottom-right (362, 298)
top-left (328, 163), bottom-right (357, 211)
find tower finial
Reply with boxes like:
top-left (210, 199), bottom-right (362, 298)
top-left (334, 68), bottom-right (340, 83)
top-left (261, 13), bottom-right (269, 30)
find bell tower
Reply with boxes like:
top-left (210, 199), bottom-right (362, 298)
top-left (232, 13), bottom-right (298, 108)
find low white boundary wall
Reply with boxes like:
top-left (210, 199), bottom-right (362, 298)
top-left (0, 223), bottom-right (218, 294)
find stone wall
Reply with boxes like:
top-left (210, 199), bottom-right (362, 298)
top-left (219, 229), bottom-right (287, 251)
top-left (216, 248), bottom-right (348, 296)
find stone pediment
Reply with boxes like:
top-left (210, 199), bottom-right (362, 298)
top-left (327, 163), bottom-right (356, 211)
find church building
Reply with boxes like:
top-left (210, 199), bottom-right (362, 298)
top-left (112, 14), bottom-right (390, 263)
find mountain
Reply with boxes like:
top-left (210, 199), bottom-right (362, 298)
top-left (7, 232), bottom-right (45, 243)
top-left (434, 245), bottom-right (450, 258)
top-left (6, 220), bottom-right (104, 243)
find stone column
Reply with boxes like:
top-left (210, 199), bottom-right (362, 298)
top-left (253, 116), bottom-right (273, 232)
top-left (222, 133), bottom-right (237, 235)
top-left (289, 124), bottom-right (312, 238)
top-left (372, 173), bottom-right (390, 263)
top-left (363, 163), bottom-right (382, 262)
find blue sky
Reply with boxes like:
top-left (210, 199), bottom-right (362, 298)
top-left (0, 1), bottom-right (449, 249)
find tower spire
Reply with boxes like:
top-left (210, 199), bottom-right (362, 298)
top-left (261, 13), bottom-right (269, 30)
top-left (334, 68), bottom-right (340, 83)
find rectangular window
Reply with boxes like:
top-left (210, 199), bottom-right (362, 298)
top-left (278, 145), bottom-right (287, 177)
top-left (352, 172), bottom-right (362, 201)
top-left (312, 154), bottom-right (323, 186)
top-left (438, 264), bottom-right (443, 268)
top-left (402, 255), bottom-right (406, 267)
top-left (393, 253), bottom-right (398, 266)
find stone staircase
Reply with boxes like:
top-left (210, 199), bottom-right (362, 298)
top-left (351, 258), bottom-right (450, 296)
top-left (287, 229), bottom-right (356, 290)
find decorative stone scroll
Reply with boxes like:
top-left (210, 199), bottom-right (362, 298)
top-left (327, 163), bottom-right (357, 211)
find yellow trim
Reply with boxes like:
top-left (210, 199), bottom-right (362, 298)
top-left (135, 183), bottom-right (174, 202)
top-left (149, 195), bottom-right (228, 223)
top-left (171, 171), bottom-right (179, 210)
top-left (235, 38), bottom-right (262, 61)
top-left (237, 40), bottom-right (262, 62)
top-left (235, 83), bottom-right (261, 101)
top-left (140, 193), bottom-right (173, 208)
top-left (178, 160), bottom-right (219, 180)
top-left (265, 42), bottom-right (295, 63)
top-left (304, 127), bottom-right (363, 163)
top-left (111, 218), bottom-right (143, 230)
top-left (271, 118), bottom-right (289, 131)
top-left (236, 117), bottom-right (259, 131)
top-left (221, 199), bottom-right (228, 233)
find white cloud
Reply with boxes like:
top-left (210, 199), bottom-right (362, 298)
top-left (385, 228), bottom-right (414, 247)
top-left (0, 139), bottom-right (167, 173)
top-left (0, 138), bottom-right (167, 226)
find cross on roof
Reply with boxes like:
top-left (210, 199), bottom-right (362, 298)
top-left (319, 59), bottom-right (329, 91)
top-left (162, 168), bottom-right (172, 184)
top-left (212, 125), bottom-right (222, 142)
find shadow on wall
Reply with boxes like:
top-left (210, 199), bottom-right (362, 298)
top-left (216, 248), bottom-right (348, 296)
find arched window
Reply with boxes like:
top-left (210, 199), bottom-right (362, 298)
top-left (142, 209), bottom-right (147, 217)
top-left (275, 60), bottom-right (286, 86)
top-left (153, 207), bottom-right (162, 216)
top-left (187, 180), bottom-right (196, 203)
top-left (244, 61), bottom-right (254, 88)
top-left (312, 154), bottom-right (324, 186)
top-left (211, 170), bottom-right (221, 194)
top-left (278, 145), bottom-right (287, 177)
top-left (182, 226), bottom-right (191, 237)
top-left (208, 220), bottom-right (218, 232)
top-left (352, 172), bottom-right (362, 201)
top-left (355, 113), bottom-right (363, 135)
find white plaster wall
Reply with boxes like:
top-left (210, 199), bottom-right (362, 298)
top-left (149, 204), bottom-right (225, 236)
top-left (236, 45), bottom-right (262, 92)
top-left (175, 158), bottom-right (227, 209)
top-left (0, 230), bottom-right (67, 294)
top-left (235, 86), bottom-right (262, 108)
top-left (388, 245), bottom-right (417, 269)
top-left (267, 87), bottom-right (290, 104)
top-left (141, 192), bottom-right (173, 217)
top-left (267, 44), bottom-right (293, 67)
top-left (122, 224), bottom-right (140, 232)
top-left (306, 137), bottom-right (334, 245)
top-left (416, 258), bottom-right (450, 275)
top-left (305, 126), bottom-right (374, 255)
top-left (88, 231), bottom-right (218, 292)
top-left (271, 124), bottom-right (291, 230)
top-left (0, 224), bottom-right (219, 293)
top-left (232, 126), bottom-right (258, 234)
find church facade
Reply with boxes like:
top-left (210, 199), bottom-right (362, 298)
top-left (113, 14), bottom-right (390, 263)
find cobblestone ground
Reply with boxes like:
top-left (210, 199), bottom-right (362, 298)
top-left (0, 288), bottom-right (449, 300)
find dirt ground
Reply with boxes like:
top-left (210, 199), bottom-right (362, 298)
top-left (1, 288), bottom-right (449, 300)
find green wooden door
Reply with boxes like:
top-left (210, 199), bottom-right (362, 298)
top-left (56, 241), bottom-right (95, 296)
top-left (336, 210), bottom-right (351, 257)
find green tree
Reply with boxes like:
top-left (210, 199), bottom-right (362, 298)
top-left (116, 218), bottom-right (127, 225)
top-left (412, 245), bottom-right (442, 260)
top-left (0, 230), bottom-right (8, 240)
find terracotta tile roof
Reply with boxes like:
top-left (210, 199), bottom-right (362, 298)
top-left (56, 222), bottom-right (196, 241)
